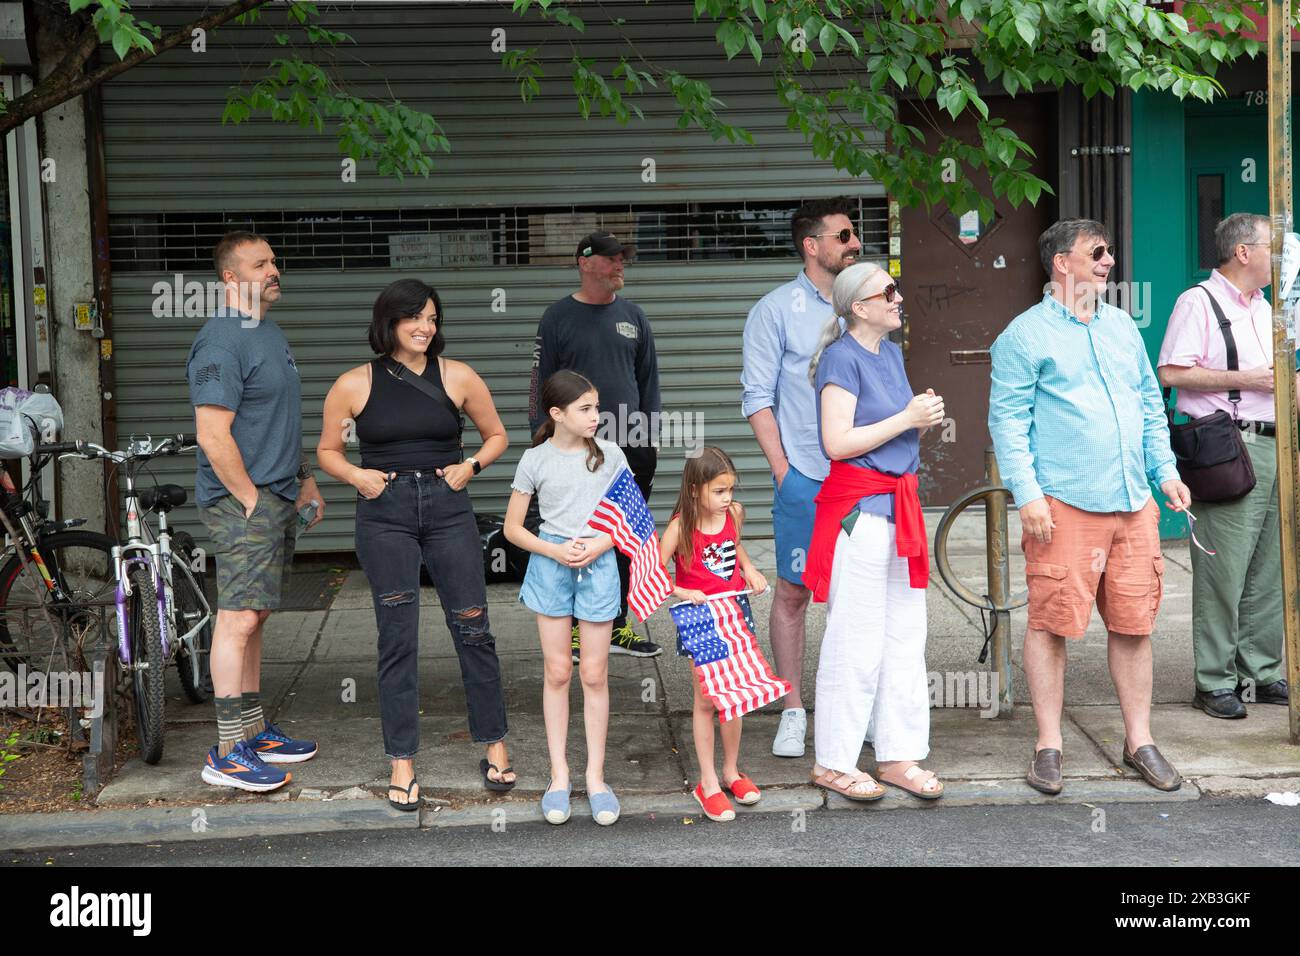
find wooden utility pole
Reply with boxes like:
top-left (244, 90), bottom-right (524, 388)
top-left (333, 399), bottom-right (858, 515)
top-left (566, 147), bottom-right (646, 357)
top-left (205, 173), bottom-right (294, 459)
top-left (1266, 0), bottom-right (1300, 744)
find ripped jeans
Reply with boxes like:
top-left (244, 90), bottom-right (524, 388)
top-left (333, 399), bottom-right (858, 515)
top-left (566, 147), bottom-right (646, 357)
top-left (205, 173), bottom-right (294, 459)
top-left (354, 471), bottom-right (508, 758)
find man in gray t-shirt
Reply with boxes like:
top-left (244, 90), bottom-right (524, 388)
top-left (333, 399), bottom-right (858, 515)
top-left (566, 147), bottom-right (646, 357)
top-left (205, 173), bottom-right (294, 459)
top-left (187, 307), bottom-right (302, 506)
top-left (186, 232), bottom-right (323, 794)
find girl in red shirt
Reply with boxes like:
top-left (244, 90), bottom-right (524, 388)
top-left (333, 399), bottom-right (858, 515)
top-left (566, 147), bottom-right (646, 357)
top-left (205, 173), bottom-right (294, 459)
top-left (659, 447), bottom-right (769, 822)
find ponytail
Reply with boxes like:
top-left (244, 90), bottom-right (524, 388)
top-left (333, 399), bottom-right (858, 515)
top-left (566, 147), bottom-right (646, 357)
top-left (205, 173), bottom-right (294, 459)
top-left (807, 314), bottom-right (847, 386)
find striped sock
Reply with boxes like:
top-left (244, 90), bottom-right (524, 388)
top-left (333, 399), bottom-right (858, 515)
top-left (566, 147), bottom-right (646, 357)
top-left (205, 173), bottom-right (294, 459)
top-left (241, 691), bottom-right (266, 740)
top-left (215, 696), bottom-right (243, 758)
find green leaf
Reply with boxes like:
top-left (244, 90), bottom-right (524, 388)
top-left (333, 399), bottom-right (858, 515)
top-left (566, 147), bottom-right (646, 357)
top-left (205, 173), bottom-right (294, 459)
top-left (947, 88), bottom-right (967, 119)
top-left (888, 63), bottom-right (907, 89)
top-left (746, 31), bottom-right (763, 63)
top-left (69, 0), bottom-right (95, 12)
top-left (818, 23), bottom-right (837, 56)
top-left (111, 28), bottom-right (132, 60)
top-left (1015, 17), bottom-right (1036, 45)
top-left (718, 21), bottom-right (746, 59)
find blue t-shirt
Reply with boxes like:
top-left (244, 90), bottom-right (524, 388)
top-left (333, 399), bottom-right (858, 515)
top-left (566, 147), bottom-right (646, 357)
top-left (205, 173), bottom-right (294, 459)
top-left (186, 307), bottom-right (302, 507)
top-left (813, 334), bottom-right (919, 521)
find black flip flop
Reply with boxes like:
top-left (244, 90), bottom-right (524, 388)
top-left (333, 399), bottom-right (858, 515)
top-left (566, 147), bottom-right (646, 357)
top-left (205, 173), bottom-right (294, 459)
top-left (387, 777), bottom-right (420, 811)
top-left (480, 758), bottom-right (516, 792)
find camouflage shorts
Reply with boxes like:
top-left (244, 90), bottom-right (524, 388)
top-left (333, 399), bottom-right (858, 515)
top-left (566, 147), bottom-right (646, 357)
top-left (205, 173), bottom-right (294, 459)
top-left (198, 487), bottom-right (298, 611)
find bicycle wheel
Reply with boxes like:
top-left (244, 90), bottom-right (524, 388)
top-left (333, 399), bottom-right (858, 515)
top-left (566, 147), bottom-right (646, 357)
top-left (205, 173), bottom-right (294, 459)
top-left (0, 530), bottom-right (115, 674)
top-left (127, 561), bottom-right (166, 765)
top-left (170, 531), bottom-right (213, 704)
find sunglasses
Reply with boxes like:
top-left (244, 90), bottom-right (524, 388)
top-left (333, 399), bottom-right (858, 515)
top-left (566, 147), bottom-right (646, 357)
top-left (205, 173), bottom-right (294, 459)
top-left (812, 228), bottom-right (858, 244)
top-left (1087, 243), bottom-right (1116, 261)
top-left (860, 282), bottom-right (898, 304)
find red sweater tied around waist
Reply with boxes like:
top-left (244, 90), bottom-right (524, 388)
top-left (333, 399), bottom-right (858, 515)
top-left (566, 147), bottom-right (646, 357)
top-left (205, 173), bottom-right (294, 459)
top-left (801, 460), bottom-right (929, 602)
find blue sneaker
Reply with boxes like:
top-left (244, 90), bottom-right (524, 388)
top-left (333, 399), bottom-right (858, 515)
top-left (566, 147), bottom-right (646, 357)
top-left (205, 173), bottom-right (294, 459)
top-left (201, 741), bottom-right (290, 792)
top-left (246, 722), bottom-right (318, 764)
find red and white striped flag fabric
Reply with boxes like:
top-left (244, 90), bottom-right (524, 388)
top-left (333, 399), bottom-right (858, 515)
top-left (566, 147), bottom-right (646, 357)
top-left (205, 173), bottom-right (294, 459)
top-left (671, 594), bottom-right (791, 723)
top-left (585, 466), bottom-right (672, 621)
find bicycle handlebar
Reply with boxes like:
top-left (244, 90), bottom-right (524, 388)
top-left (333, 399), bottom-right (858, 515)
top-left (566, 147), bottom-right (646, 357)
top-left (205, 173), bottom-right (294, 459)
top-left (35, 433), bottom-right (199, 460)
top-left (34, 441), bottom-right (83, 454)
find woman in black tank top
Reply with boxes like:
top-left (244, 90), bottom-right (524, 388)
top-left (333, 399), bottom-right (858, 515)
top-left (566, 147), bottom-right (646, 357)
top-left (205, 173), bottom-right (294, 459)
top-left (317, 279), bottom-right (513, 807)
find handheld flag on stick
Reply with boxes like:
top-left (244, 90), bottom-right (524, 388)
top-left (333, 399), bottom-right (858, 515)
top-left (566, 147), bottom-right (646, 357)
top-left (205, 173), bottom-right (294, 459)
top-left (584, 466), bottom-right (672, 621)
top-left (671, 593), bottom-right (791, 723)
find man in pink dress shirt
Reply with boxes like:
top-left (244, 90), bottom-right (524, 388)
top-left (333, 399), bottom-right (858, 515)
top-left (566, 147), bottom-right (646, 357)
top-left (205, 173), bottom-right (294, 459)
top-left (1157, 212), bottom-right (1293, 719)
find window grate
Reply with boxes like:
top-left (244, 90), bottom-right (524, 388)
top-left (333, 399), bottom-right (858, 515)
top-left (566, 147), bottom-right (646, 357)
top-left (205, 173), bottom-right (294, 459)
top-left (108, 198), bottom-right (890, 273)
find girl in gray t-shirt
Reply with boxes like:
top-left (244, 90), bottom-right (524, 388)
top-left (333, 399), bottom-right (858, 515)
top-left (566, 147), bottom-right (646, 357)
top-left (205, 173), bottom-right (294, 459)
top-left (504, 370), bottom-right (626, 827)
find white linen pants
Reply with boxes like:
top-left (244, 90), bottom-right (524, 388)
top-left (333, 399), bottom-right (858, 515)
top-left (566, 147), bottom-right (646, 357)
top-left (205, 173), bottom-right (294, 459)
top-left (814, 513), bottom-right (930, 770)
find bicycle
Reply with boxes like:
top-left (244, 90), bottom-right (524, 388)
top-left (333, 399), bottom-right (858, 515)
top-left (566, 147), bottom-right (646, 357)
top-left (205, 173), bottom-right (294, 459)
top-left (0, 451), bottom-right (116, 680)
top-left (22, 434), bottom-right (215, 765)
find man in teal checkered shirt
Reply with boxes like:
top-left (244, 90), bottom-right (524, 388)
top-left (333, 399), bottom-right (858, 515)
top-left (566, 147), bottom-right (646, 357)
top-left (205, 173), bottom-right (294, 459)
top-left (989, 218), bottom-right (1192, 796)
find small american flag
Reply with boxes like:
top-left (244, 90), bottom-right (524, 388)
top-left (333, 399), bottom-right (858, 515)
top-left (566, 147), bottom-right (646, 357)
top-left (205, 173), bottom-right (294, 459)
top-left (671, 595), bottom-right (791, 723)
top-left (586, 466), bottom-right (672, 621)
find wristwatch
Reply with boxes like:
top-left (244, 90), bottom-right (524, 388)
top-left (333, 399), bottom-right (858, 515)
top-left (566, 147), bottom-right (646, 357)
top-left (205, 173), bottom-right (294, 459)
top-left (465, 457), bottom-right (482, 476)
top-left (296, 462), bottom-right (313, 482)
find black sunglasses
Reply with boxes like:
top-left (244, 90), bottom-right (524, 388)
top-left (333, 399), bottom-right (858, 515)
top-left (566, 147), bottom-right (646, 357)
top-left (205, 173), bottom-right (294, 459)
top-left (1087, 243), bottom-right (1116, 261)
top-left (860, 282), bottom-right (898, 304)
top-left (812, 228), bottom-right (857, 244)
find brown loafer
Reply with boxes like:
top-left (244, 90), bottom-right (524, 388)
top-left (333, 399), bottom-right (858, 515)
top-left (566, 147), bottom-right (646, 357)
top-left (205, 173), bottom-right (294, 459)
top-left (1027, 747), bottom-right (1063, 795)
top-left (1123, 743), bottom-right (1182, 792)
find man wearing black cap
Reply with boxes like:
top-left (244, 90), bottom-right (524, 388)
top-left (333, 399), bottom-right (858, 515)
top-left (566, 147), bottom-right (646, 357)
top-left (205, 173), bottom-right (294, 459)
top-left (529, 230), bottom-right (663, 661)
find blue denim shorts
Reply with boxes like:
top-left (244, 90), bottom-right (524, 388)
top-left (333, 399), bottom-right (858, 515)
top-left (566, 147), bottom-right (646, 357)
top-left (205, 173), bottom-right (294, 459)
top-left (519, 531), bottom-right (620, 622)
top-left (772, 466), bottom-right (821, 585)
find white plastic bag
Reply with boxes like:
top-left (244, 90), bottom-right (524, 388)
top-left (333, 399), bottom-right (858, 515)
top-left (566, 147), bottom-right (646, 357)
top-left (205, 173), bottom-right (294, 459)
top-left (0, 387), bottom-right (63, 459)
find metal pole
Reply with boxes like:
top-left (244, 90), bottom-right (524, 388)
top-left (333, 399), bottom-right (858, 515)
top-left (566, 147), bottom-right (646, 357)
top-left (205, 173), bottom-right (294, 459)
top-left (984, 448), bottom-right (1013, 716)
top-left (1267, 0), bottom-right (1300, 744)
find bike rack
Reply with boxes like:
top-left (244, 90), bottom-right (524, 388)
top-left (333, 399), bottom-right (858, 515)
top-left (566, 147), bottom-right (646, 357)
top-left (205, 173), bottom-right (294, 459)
top-left (931, 446), bottom-right (1027, 717)
top-left (64, 605), bottom-right (117, 796)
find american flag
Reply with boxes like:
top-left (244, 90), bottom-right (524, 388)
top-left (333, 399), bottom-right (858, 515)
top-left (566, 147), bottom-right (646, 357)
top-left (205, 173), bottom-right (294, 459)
top-left (671, 595), bottom-right (791, 723)
top-left (585, 466), bottom-right (672, 621)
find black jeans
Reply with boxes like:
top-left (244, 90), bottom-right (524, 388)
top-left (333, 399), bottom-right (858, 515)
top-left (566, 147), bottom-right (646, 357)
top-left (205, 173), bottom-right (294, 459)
top-left (354, 472), bottom-right (508, 758)
top-left (613, 445), bottom-right (657, 630)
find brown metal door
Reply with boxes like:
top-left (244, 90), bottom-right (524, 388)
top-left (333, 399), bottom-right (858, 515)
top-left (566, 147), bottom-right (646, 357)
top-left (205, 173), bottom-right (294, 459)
top-left (898, 93), bottom-right (1057, 506)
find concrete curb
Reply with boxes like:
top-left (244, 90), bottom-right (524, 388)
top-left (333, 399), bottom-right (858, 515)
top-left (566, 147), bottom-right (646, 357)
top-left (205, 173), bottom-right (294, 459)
top-left (9, 775), bottom-right (1288, 852)
top-left (419, 785), bottom-right (825, 829)
top-left (0, 798), bottom-right (418, 852)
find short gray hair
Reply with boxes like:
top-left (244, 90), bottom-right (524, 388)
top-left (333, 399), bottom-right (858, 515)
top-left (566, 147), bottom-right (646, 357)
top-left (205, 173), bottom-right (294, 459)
top-left (1216, 213), bottom-right (1269, 266)
top-left (1038, 218), bottom-right (1110, 276)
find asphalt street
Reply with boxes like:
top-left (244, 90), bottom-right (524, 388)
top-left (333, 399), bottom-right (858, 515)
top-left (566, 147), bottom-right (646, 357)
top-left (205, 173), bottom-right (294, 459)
top-left (8, 797), bottom-right (1296, 867)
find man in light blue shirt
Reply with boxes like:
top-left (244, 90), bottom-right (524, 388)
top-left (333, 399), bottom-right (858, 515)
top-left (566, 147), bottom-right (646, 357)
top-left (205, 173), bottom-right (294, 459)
top-left (989, 218), bottom-right (1191, 796)
top-left (742, 197), bottom-right (860, 758)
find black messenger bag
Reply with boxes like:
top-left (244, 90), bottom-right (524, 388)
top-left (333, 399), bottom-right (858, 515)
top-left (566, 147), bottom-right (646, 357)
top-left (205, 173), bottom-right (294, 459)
top-left (1163, 286), bottom-right (1256, 504)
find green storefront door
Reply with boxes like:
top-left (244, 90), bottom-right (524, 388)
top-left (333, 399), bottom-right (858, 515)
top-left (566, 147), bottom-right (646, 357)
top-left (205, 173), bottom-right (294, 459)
top-left (1185, 108), bottom-right (1269, 285)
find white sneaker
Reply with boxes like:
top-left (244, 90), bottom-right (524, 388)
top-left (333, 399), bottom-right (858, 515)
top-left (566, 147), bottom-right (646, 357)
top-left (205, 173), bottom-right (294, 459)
top-left (772, 707), bottom-right (807, 758)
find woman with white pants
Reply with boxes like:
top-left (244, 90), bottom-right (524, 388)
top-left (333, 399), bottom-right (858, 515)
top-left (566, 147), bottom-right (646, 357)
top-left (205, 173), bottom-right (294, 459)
top-left (801, 261), bottom-right (946, 801)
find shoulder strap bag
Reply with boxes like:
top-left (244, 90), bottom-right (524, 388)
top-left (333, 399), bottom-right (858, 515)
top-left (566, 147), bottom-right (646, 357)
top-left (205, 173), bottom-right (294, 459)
top-left (380, 356), bottom-right (465, 450)
top-left (1162, 285), bottom-right (1256, 503)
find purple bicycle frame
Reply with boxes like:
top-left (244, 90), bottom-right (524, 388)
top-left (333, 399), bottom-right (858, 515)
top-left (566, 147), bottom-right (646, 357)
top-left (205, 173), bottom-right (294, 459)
top-left (115, 554), bottom-right (171, 666)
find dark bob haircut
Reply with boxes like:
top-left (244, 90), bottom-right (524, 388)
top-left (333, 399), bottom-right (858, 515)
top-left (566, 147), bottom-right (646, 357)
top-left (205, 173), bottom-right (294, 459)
top-left (368, 278), bottom-right (445, 357)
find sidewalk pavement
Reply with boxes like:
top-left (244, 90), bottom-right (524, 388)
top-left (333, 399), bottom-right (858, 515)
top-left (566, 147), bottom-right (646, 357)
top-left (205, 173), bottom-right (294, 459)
top-left (4, 509), bottom-right (1299, 851)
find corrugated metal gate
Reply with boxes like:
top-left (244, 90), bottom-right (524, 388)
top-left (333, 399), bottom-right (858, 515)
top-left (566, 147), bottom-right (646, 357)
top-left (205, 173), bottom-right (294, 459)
top-left (98, 1), bottom-right (883, 551)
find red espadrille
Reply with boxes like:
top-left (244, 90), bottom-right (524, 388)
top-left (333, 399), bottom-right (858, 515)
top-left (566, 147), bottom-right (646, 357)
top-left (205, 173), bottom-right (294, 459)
top-left (693, 783), bottom-right (736, 822)
top-left (724, 772), bottom-right (761, 805)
